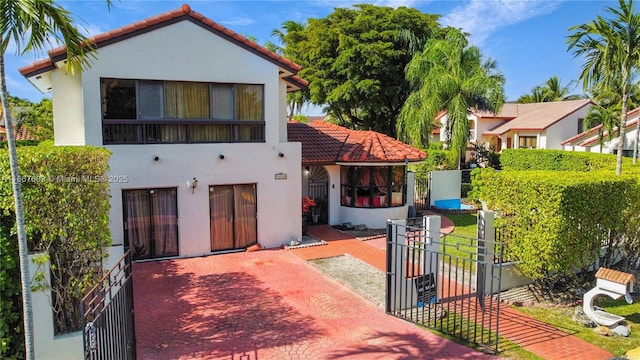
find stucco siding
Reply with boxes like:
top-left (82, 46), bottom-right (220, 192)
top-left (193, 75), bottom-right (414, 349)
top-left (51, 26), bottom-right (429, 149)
top-left (544, 106), bottom-right (589, 149)
top-left (46, 20), bottom-right (301, 254)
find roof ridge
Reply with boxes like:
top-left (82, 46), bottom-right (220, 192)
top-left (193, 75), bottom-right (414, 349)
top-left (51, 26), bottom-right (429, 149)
top-left (20, 3), bottom-right (303, 78)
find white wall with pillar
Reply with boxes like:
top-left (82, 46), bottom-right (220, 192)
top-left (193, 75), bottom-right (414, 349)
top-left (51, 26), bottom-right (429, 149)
top-left (29, 253), bottom-right (83, 360)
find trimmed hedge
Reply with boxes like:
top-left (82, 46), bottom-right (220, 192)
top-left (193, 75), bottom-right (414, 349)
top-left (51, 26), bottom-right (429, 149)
top-left (500, 149), bottom-right (632, 171)
top-left (472, 168), bottom-right (639, 279)
top-left (0, 140), bottom-right (40, 148)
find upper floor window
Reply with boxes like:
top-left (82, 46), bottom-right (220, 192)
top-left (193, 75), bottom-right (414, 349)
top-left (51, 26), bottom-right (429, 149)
top-left (101, 78), bottom-right (264, 144)
top-left (340, 166), bottom-right (406, 208)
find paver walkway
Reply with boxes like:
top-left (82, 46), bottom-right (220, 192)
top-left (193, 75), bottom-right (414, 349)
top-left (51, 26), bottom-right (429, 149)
top-left (133, 249), bottom-right (496, 360)
top-left (291, 225), bottom-right (613, 360)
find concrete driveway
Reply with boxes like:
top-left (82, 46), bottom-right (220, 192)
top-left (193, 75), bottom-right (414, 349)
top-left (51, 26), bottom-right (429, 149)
top-left (133, 249), bottom-right (495, 359)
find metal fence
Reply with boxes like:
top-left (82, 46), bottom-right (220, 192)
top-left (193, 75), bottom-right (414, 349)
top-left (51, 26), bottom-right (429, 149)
top-left (386, 219), bottom-right (503, 354)
top-left (81, 250), bottom-right (136, 360)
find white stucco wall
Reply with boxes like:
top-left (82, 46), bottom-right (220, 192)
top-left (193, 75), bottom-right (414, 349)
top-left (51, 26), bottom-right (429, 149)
top-left (544, 106), bottom-right (590, 150)
top-left (48, 20), bottom-right (302, 253)
top-left (108, 142), bottom-right (301, 252)
top-left (30, 253), bottom-right (83, 360)
top-left (429, 170), bottom-right (462, 206)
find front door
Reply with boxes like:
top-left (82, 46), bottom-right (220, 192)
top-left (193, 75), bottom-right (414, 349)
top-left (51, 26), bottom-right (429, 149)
top-left (124, 188), bottom-right (179, 260)
top-left (209, 184), bottom-right (258, 251)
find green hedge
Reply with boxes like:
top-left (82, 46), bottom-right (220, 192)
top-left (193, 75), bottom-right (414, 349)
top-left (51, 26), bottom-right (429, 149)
top-left (0, 144), bottom-right (111, 357)
top-left (0, 140), bottom-right (40, 148)
top-left (472, 168), bottom-right (639, 279)
top-left (499, 149), bottom-right (632, 171)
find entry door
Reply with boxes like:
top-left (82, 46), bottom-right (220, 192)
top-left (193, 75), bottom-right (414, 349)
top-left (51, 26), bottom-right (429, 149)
top-left (124, 188), bottom-right (179, 260)
top-left (209, 184), bottom-right (257, 251)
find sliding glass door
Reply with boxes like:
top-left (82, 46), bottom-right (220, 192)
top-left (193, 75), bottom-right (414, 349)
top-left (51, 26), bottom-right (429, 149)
top-left (124, 188), bottom-right (179, 260)
top-left (209, 184), bottom-right (257, 251)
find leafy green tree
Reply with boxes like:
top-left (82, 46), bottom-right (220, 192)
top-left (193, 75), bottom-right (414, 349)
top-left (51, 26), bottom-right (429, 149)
top-left (9, 96), bottom-right (54, 140)
top-left (567, 0), bottom-right (640, 172)
top-left (516, 76), bottom-right (582, 103)
top-left (284, 4), bottom-right (442, 136)
top-left (397, 28), bottom-right (505, 168)
top-left (1, 1), bottom-right (110, 358)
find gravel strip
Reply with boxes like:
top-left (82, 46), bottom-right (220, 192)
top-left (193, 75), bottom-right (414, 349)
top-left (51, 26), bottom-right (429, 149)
top-left (309, 255), bottom-right (386, 308)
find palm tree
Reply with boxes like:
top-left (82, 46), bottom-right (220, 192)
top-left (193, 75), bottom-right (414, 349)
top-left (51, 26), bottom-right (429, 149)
top-left (397, 28), bottom-right (505, 167)
top-left (271, 20), bottom-right (310, 119)
top-left (567, 0), bottom-right (640, 172)
top-left (516, 76), bottom-right (581, 103)
top-left (1, 1), bottom-right (110, 358)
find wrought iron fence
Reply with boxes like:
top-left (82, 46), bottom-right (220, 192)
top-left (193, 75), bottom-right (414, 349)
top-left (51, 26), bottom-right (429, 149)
top-left (81, 250), bottom-right (136, 360)
top-left (386, 219), bottom-right (503, 354)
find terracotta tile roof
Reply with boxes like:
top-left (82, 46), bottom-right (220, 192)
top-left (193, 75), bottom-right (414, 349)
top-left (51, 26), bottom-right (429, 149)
top-left (19, 3), bottom-right (306, 88)
top-left (287, 121), bottom-right (427, 164)
top-left (482, 99), bottom-right (593, 136)
top-left (0, 126), bottom-right (38, 141)
top-left (595, 267), bottom-right (636, 285)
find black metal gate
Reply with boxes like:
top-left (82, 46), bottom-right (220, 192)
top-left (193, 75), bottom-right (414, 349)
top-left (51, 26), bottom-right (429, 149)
top-left (386, 218), bottom-right (503, 354)
top-left (307, 165), bottom-right (329, 224)
top-left (413, 174), bottom-right (430, 211)
top-left (81, 250), bottom-right (136, 360)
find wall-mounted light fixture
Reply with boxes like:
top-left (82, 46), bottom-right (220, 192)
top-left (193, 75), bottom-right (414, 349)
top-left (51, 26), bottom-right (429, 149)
top-left (190, 177), bottom-right (198, 194)
top-left (153, 155), bottom-right (160, 162)
top-left (278, 152), bottom-right (285, 158)
top-left (305, 166), bottom-right (310, 174)
top-left (218, 154), bottom-right (225, 160)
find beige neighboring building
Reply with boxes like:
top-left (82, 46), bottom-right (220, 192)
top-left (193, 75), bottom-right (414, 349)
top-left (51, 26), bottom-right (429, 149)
top-left (433, 99), bottom-right (594, 151)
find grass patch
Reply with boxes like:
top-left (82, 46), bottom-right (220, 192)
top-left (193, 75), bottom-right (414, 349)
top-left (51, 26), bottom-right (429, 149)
top-left (447, 213), bottom-right (478, 238)
top-left (517, 297), bottom-right (640, 356)
top-left (439, 213), bottom-right (479, 273)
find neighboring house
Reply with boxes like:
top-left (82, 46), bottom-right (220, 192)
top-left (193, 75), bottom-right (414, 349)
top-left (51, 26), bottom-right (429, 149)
top-left (288, 121), bottom-right (427, 229)
top-left (20, 4), bottom-right (308, 261)
top-left (433, 99), bottom-right (593, 151)
top-left (0, 125), bottom-right (38, 141)
top-left (561, 107), bottom-right (639, 156)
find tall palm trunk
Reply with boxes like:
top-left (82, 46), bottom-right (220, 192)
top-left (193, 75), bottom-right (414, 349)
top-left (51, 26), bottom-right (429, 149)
top-left (633, 110), bottom-right (639, 163)
top-left (0, 54), bottom-right (35, 360)
top-left (617, 91), bottom-right (628, 175)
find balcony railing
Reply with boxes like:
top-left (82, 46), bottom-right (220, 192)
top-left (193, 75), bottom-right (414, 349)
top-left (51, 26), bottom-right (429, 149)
top-left (103, 120), bottom-right (265, 144)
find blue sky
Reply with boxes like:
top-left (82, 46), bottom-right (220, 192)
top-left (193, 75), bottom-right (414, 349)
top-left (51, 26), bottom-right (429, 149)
top-left (4, 0), bottom-right (619, 115)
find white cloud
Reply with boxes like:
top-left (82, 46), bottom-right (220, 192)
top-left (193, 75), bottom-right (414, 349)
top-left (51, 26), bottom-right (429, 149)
top-left (220, 17), bottom-right (256, 26)
top-left (441, 0), bottom-right (564, 44)
top-left (378, 0), bottom-right (417, 8)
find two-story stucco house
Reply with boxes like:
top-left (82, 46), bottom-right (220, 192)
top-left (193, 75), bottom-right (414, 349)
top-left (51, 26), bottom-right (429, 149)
top-left (433, 99), bottom-right (594, 151)
top-left (20, 4), bottom-right (307, 261)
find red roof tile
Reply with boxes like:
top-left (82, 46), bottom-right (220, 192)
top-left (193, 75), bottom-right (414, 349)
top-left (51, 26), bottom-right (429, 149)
top-left (0, 126), bottom-right (38, 141)
top-left (287, 121), bottom-right (427, 164)
top-left (19, 3), bottom-right (305, 84)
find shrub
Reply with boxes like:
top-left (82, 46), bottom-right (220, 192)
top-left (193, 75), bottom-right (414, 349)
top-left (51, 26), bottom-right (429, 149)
top-left (473, 168), bottom-right (638, 280)
top-left (0, 144), bottom-right (111, 350)
top-left (0, 216), bottom-right (24, 360)
top-left (499, 149), bottom-right (631, 171)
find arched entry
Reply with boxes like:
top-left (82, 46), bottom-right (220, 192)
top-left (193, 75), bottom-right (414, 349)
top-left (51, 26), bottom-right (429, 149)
top-left (307, 165), bottom-right (329, 224)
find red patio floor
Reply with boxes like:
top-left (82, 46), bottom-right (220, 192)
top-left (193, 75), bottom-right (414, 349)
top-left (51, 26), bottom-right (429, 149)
top-left (133, 250), bottom-right (496, 360)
